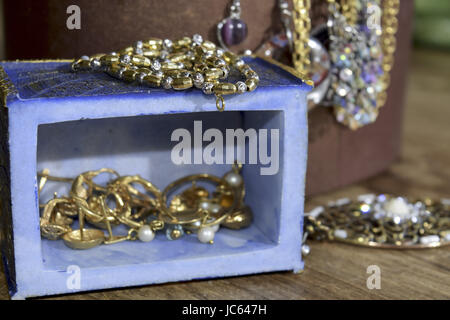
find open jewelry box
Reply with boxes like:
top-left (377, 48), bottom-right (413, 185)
top-left (0, 57), bottom-right (311, 299)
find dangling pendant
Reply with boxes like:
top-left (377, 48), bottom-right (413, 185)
top-left (256, 0), bottom-right (331, 109)
top-left (306, 36), bottom-right (331, 108)
top-left (255, 32), bottom-right (331, 109)
top-left (325, 0), bottom-right (384, 130)
top-left (217, 0), bottom-right (248, 51)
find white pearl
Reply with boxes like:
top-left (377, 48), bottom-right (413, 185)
top-left (301, 244), bottom-right (311, 256)
top-left (307, 206), bottom-right (324, 218)
top-left (197, 227), bottom-right (215, 243)
top-left (224, 172), bottom-right (242, 187)
top-left (383, 197), bottom-right (410, 217)
top-left (420, 235), bottom-right (440, 245)
top-left (334, 229), bottom-right (347, 239)
top-left (138, 225), bottom-right (155, 242)
top-left (199, 201), bottom-right (211, 211)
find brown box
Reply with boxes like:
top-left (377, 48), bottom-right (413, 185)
top-left (3, 0), bottom-right (414, 196)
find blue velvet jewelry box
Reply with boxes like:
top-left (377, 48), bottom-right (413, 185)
top-left (0, 57), bottom-right (311, 299)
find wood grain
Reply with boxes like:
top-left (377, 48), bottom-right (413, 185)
top-left (1, 49), bottom-right (449, 300)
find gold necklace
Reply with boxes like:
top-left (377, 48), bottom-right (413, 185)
top-left (71, 35), bottom-right (260, 112)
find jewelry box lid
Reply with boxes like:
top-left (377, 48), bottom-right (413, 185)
top-left (0, 57), bottom-right (312, 106)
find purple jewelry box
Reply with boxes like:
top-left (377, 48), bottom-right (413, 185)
top-left (0, 57), bottom-right (311, 299)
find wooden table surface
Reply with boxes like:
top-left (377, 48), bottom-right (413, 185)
top-left (1, 49), bottom-right (449, 300)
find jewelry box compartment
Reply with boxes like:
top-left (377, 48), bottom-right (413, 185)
top-left (37, 111), bottom-right (285, 270)
top-left (1, 58), bottom-right (308, 299)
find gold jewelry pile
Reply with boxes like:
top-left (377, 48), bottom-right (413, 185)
top-left (71, 34), bottom-right (259, 111)
top-left (38, 164), bottom-right (252, 250)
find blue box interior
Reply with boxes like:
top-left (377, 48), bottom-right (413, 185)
top-left (37, 111), bottom-right (284, 270)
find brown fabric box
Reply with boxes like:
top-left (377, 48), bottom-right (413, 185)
top-left (3, 0), bottom-right (414, 196)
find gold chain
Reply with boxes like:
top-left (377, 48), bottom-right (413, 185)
top-left (0, 65), bottom-right (18, 108)
top-left (72, 35), bottom-right (260, 112)
top-left (340, 0), bottom-right (358, 25)
top-left (292, 0), bottom-right (311, 75)
top-left (377, 0), bottom-right (400, 108)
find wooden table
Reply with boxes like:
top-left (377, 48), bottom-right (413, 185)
top-left (1, 49), bottom-right (449, 300)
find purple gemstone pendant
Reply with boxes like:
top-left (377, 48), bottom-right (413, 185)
top-left (221, 18), bottom-right (248, 46)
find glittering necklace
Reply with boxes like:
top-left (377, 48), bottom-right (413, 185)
top-left (268, 0), bottom-right (400, 130)
top-left (301, 194), bottom-right (450, 256)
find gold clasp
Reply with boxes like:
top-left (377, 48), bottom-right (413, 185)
top-left (215, 94), bottom-right (225, 112)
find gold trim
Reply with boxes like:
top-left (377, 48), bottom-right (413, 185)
top-left (335, 238), bottom-right (450, 250)
top-left (0, 57), bottom-right (314, 109)
top-left (0, 65), bottom-right (18, 108)
top-left (1, 59), bottom-right (74, 63)
top-left (253, 54), bottom-right (314, 87)
top-left (253, 55), bottom-right (316, 112)
top-left (0, 59), bottom-right (75, 108)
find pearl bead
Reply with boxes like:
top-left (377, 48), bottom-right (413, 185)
top-left (197, 227), bottom-right (215, 243)
top-left (420, 235), bottom-right (440, 245)
top-left (333, 229), bottom-right (347, 239)
top-left (199, 201), bottom-right (211, 211)
top-left (224, 172), bottom-right (243, 187)
top-left (301, 244), bottom-right (311, 256)
top-left (383, 197), bottom-right (410, 219)
top-left (138, 225), bottom-right (155, 242)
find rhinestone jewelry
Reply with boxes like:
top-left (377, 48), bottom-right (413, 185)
top-left (162, 76), bottom-right (173, 89)
top-left (236, 81), bottom-right (247, 93)
top-left (193, 72), bottom-right (205, 88)
top-left (202, 82), bottom-right (214, 95)
top-left (72, 35), bottom-right (260, 111)
top-left (305, 194), bottom-right (450, 249)
top-left (325, 0), bottom-right (384, 130)
top-left (290, 0), bottom-right (399, 130)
